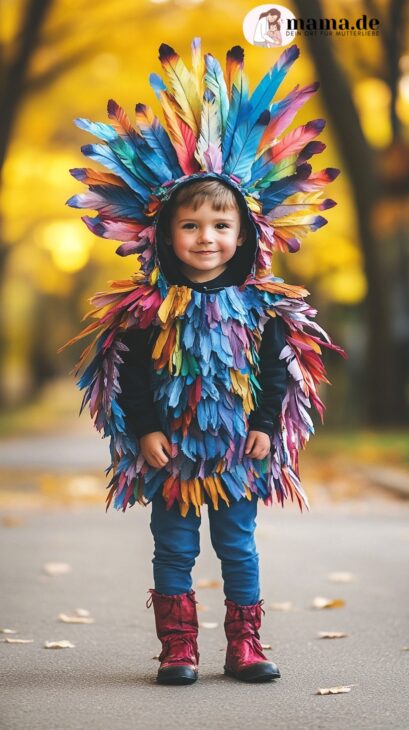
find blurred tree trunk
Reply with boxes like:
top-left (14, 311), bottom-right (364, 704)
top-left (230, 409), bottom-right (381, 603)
top-left (0, 0), bottom-right (53, 175)
top-left (294, 0), bottom-right (408, 425)
top-left (0, 0), bottom-right (53, 404)
top-left (0, 0), bottom-right (95, 405)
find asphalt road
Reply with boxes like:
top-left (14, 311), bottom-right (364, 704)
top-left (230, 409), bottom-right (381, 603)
top-left (1, 498), bottom-right (408, 730)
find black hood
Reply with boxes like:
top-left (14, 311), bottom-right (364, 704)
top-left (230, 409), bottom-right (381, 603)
top-left (153, 176), bottom-right (259, 290)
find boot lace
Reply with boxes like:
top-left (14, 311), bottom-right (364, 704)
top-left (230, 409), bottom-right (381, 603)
top-left (146, 589), bottom-right (197, 620)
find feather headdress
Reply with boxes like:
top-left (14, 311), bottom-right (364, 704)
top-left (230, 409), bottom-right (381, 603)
top-left (61, 40), bottom-right (346, 516)
top-left (68, 40), bottom-right (338, 271)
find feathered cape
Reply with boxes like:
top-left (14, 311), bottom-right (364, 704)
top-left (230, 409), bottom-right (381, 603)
top-left (60, 40), bottom-right (347, 516)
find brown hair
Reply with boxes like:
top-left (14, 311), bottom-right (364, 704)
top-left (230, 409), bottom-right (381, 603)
top-left (169, 178), bottom-right (240, 213)
top-left (259, 7), bottom-right (281, 24)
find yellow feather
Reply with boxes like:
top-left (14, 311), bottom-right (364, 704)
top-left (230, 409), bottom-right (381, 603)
top-left (157, 287), bottom-right (177, 323)
top-left (160, 51), bottom-right (201, 132)
top-left (181, 501), bottom-right (190, 518)
top-left (214, 475), bottom-right (230, 507)
top-left (151, 327), bottom-right (169, 359)
top-left (149, 266), bottom-right (159, 285)
top-left (204, 475), bottom-right (219, 510)
top-left (195, 478), bottom-right (203, 508)
top-left (159, 90), bottom-right (186, 149)
top-left (181, 480), bottom-right (189, 506)
top-left (191, 38), bottom-right (204, 100)
top-left (255, 281), bottom-right (310, 298)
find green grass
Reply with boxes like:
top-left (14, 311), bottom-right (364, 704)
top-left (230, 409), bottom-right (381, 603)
top-left (307, 426), bottom-right (409, 466)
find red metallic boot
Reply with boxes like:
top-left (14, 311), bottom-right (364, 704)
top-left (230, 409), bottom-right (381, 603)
top-left (146, 589), bottom-right (199, 685)
top-left (224, 599), bottom-right (281, 682)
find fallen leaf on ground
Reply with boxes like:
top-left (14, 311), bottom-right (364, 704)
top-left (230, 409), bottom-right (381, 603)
top-left (199, 622), bottom-right (218, 629)
top-left (43, 562), bottom-right (72, 576)
top-left (44, 640), bottom-right (75, 649)
top-left (75, 608), bottom-right (91, 617)
top-left (152, 654), bottom-right (160, 660)
top-left (401, 646), bottom-right (409, 651)
top-left (328, 572), bottom-right (356, 583)
top-left (312, 597), bottom-right (345, 609)
top-left (316, 685), bottom-right (355, 695)
top-left (58, 613), bottom-right (94, 624)
top-left (1, 515), bottom-right (25, 527)
top-left (197, 604), bottom-right (210, 612)
top-left (3, 638), bottom-right (34, 644)
top-left (261, 643), bottom-right (272, 650)
top-left (0, 628), bottom-right (17, 634)
top-left (196, 579), bottom-right (221, 589)
top-left (269, 601), bottom-right (294, 612)
top-left (318, 632), bottom-right (348, 639)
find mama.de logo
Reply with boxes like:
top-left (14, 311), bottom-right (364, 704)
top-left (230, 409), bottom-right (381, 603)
top-left (243, 4), bottom-right (380, 46)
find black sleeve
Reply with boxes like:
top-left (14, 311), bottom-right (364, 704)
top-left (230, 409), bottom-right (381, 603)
top-left (248, 316), bottom-right (289, 439)
top-left (116, 326), bottom-right (163, 439)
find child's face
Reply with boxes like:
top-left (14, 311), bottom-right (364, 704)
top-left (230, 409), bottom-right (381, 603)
top-left (169, 200), bottom-right (245, 283)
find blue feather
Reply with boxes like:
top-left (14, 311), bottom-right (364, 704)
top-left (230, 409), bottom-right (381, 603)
top-left (75, 118), bottom-right (117, 142)
top-left (204, 54), bottom-right (229, 136)
top-left (149, 72), bottom-right (167, 99)
top-left (67, 184), bottom-right (146, 218)
top-left (222, 70), bottom-right (249, 165)
top-left (135, 103), bottom-right (182, 178)
top-left (76, 116), bottom-right (167, 185)
top-left (80, 143), bottom-right (151, 202)
top-left (259, 163), bottom-right (312, 211)
top-left (247, 45), bottom-right (300, 127)
top-left (224, 110), bottom-right (270, 181)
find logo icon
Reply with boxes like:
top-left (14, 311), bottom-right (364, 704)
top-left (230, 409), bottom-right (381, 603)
top-left (243, 4), bottom-right (297, 48)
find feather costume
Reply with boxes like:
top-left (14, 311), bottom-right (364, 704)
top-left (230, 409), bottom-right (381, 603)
top-left (60, 40), bottom-right (346, 517)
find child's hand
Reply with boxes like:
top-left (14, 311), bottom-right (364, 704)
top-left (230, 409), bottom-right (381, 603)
top-left (245, 430), bottom-right (271, 460)
top-left (139, 431), bottom-right (172, 468)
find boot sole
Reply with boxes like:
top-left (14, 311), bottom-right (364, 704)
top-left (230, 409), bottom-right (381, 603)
top-left (224, 663), bottom-right (281, 683)
top-left (157, 667), bottom-right (198, 685)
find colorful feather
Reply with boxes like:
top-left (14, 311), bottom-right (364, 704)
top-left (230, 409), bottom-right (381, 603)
top-left (248, 45), bottom-right (300, 127)
top-left (257, 82), bottom-right (320, 155)
top-left (69, 167), bottom-right (127, 188)
top-left (191, 37), bottom-right (205, 99)
top-left (80, 143), bottom-right (151, 202)
top-left (224, 109), bottom-right (270, 181)
top-left (204, 53), bottom-right (229, 136)
top-left (134, 103), bottom-right (182, 176)
top-left (150, 73), bottom-right (200, 175)
top-left (158, 43), bottom-right (201, 133)
top-left (107, 99), bottom-right (171, 184)
top-left (225, 45), bottom-right (244, 99)
top-left (222, 47), bottom-right (249, 164)
top-left (195, 89), bottom-right (222, 172)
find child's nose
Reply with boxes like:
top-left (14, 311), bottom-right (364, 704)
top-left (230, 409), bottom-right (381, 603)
top-left (198, 226), bottom-right (214, 243)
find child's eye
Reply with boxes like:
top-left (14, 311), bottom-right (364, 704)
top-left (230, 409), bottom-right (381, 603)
top-left (182, 223), bottom-right (197, 229)
top-left (216, 223), bottom-right (230, 229)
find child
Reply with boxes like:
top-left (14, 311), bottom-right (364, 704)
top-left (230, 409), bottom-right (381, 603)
top-left (117, 178), bottom-right (288, 684)
top-left (61, 40), bottom-right (345, 686)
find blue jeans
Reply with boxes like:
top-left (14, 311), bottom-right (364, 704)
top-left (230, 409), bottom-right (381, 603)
top-left (149, 491), bottom-right (260, 605)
